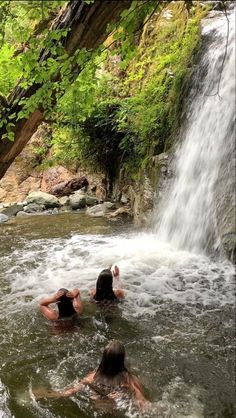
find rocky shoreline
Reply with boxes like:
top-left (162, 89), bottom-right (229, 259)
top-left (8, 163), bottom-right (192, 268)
top-left (0, 189), bottom-right (133, 224)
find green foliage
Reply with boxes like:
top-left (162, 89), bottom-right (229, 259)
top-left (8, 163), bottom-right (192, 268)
top-left (0, 0), bottom-right (209, 175)
top-left (0, 44), bottom-right (21, 95)
top-left (111, 1), bottom-right (207, 171)
top-left (46, 1), bottom-right (208, 177)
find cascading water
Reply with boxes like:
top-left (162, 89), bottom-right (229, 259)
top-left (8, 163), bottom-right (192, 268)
top-left (155, 6), bottom-right (235, 254)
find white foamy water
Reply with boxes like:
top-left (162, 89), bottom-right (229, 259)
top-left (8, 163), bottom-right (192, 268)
top-left (1, 233), bottom-right (234, 318)
top-left (155, 7), bottom-right (235, 254)
top-left (0, 380), bottom-right (12, 418)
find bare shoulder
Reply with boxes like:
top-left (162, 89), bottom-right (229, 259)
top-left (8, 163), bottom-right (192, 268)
top-left (129, 374), bottom-right (143, 389)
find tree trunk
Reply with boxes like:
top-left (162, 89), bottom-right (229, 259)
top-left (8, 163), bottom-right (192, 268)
top-left (0, 0), bottom-right (131, 179)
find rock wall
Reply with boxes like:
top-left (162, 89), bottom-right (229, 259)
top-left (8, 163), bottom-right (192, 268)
top-left (0, 125), bottom-right (109, 205)
top-left (112, 152), bottom-right (172, 226)
top-left (215, 125), bottom-right (236, 263)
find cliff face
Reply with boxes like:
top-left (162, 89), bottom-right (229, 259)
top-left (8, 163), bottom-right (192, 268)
top-left (215, 127), bottom-right (236, 263)
top-left (0, 125), bottom-right (75, 203)
top-left (0, 125), bottom-right (106, 204)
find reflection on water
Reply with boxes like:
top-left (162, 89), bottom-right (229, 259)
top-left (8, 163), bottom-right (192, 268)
top-left (0, 213), bottom-right (235, 418)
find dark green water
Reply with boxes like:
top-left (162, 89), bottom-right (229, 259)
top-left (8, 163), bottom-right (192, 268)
top-left (0, 213), bottom-right (235, 418)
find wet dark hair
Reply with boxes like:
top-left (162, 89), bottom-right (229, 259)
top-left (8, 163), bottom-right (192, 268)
top-left (57, 288), bottom-right (76, 318)
top-left (94, 269), bottom-right (117, 302)
top-left (94, 340), bottom-right (129, 387)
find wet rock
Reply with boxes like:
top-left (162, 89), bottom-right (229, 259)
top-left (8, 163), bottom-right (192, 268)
top-left (120, 193), bottom-right (129, 204)
top-left (59, 196), bottom-right (70, 206)
top-left (59, 206), bottom-right (71, 213)
top-left (16, 211), bottom-right (31, 217)
top-left (26, 191), bottom-right (60, 208)
top-left (51, 176), bottom-right (89, 197)
top-left (86, 203), bottom-right (107, 217)
top-left (69, 191), bottom-right (86, 210)
top-left (24, 203), bottom-right (45, 213)
top-left (51, 208), bottom-right (59, 214)
top-left (0, 203), bottom-right (23, 217)
top-left (107, 206), bottom-right (133, 218)
top-left (103, 201), bottom-right (116, 210)
top-left (85, 195), bottom-right (99, 206)
top-left (215, 119), bottom-right (235, 263)
top-left (0, 213), bottom-right (8, 223)
top-left (221, 233), bottom-right (236, 265)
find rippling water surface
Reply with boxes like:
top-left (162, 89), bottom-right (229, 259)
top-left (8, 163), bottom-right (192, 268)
top-left (0, 213), bottom-right (235, 418)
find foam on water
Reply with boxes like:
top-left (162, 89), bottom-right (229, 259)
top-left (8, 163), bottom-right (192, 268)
top-left (0, 380), bottom-right (12, 418)
top-left (1, 233), bottom-right (234, 319)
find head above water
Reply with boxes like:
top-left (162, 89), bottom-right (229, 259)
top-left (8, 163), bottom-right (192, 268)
top-left (96, 340), bottom-right (127, 378)
top-left (58, 288), bottom-right (69, 302)
top-left (94, 269), bottom-right (117, 302)
top-left (57, 288), bottom-right (76, 318)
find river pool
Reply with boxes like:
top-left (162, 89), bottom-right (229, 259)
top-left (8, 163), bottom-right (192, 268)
top-left (0, 213), bottom-right (235, 418)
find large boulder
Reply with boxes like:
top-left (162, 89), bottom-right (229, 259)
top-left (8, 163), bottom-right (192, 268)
top-left (16, 211), bottom-right (31, 217)
top-left (0, 213), bottom-right (8, 223)
top-left (0, 203), bottom-right (23, 217)
top-left (85, 195), bottom-right (99, 206)
top-left (59, 196), bottom-right (70, 206)
top-left (86, 202), bottom-right (115, 217)
top-left (26, 191), bottom-right (60, 208)
top-left (24, 203), bottom-right (45, 213)
top-left (69, 191), bottom-right (86, 210)
top-left (86, 204), bottom-right (106, 217)
top-left (50, 176), bottom-right (89, 197)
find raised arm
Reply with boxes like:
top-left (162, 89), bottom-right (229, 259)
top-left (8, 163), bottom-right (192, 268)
top-left (39, 290), bottom-right (64, 321)
top-left (72, 290), bottom-right (83, 314)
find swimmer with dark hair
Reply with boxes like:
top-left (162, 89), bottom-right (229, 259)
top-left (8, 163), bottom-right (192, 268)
top-left (39, 288), bottom-right (83, 321)
top-left (89, 265), bottom-right (125, 303)
top-left (33, 340), bottom-right (149, 410)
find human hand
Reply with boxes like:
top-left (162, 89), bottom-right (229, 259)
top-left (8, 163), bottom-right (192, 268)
top-left (51, 290), bottom-right (65, 303)
top-left (66, 288), bottom-right (80, 299)
top-left (113, 265), bottom-right (120, 278)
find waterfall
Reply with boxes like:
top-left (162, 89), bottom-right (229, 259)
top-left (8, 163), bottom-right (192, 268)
top-left (155, 6), bottom-right (235, 254)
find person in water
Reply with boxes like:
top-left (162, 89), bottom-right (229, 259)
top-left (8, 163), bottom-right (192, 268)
top-left (33, 340), bottom-right (149, 410)
top-left (39, 288), bottom-right (83, 321)
top-left (89, 266), bottom-right (124, 302)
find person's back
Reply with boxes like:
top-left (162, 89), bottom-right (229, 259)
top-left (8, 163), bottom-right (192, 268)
top-left (90, 267), bottom-right (124, 304)
top-left (90, 341), bottom-right (145, 403)
top-left (33, 340), bottom-right (148, 410)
